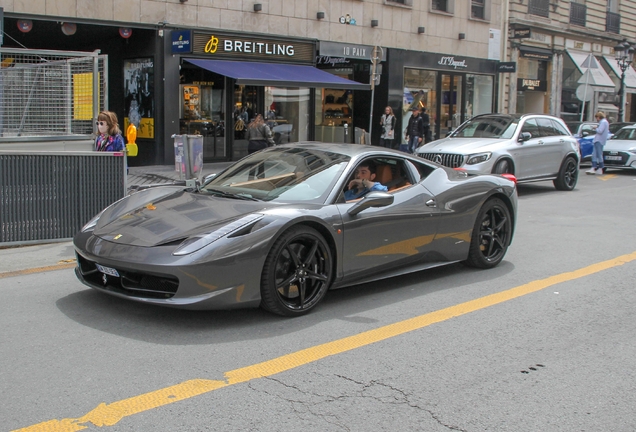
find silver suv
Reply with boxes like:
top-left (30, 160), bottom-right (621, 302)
top-left (416, 113), bottom-right (580, 191)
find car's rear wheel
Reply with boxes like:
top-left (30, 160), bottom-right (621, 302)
top-left (463, 198), bottom-right (512, 269)
top-left (493, 159), bottom-right (513, 175)
top-left (553, 156), bottom-right (578, 191)
top-left (260, 226), bottom-right (333, 316)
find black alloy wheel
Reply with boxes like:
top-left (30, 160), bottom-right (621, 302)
top-left (553, 156), bottom-right (579, 191)
top-left (260, 226), bottom-right (333, 316)
top-left (493, 159), bottom-right (513, 175)
top-left (464, 198), bottom-right (512, 269)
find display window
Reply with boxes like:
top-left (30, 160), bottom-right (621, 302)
top-left (403, 69), bottom-right (437, 143)
top-left (180, 65), bottom-right (226, 159)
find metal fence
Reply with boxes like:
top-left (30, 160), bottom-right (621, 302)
top-left (0, 48), bottom-right (107, 140)
top-left (0, 151), bottom-right (126, 245)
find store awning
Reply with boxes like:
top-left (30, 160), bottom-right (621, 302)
top-left (184, 59), bottom-right (370, 90)
top-left (566, 50), bottom-right (615, 89)
top-left (602, 56), bottom-right (636, 92)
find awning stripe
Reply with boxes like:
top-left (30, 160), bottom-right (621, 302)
top-left (566, 50), bottom-right (615, 89)
top-left (184, 59), bottom-right (370, 90)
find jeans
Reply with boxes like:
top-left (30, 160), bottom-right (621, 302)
top-left (592, 141), bottom-right (605, 169)
top-left (407, 135), bottom-right (421, 154)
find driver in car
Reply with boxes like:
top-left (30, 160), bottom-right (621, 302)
top-left (345, 161), bottom-right (388, 201)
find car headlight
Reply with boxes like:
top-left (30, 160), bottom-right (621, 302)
top-left (466, 152), bottom-right (492, 165)
top-left (81, 210), bottom-right (105, 232)
top-left (172, 214), bottom-right (264, 256)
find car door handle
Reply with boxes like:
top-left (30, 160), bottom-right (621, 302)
top-left (538, 140), bottom-right (544, 145)
top-left (426, 199), bottom-right (436, 207)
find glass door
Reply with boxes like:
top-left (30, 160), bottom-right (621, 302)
top-left (440, 74), bottom-right (463, 137)
top-left (232, 85), bottom-right (259, 160)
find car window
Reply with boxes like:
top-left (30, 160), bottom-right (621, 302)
top-left (613, 128), bottom-right (636, 140)
top-left (451, 116), bottom-right (518, 138)
top-left (581, 124), bottom-right (596, 134)
top-left (537, 118), bottom-right (559, 137)
top-left (520, 119), bottom-right (540, 139)
top-left (407, 159), bottom-right (435, 182)
top-left (203, 147), bottom-right (350, 202)
top-left (551, 120), bottom-right (570, 136)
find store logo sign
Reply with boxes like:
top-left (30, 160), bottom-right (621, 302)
top-left (438, 56), bottom-right (468, 69)
top-left (172, 30), bottom-right (192, 54)
top-left (203, 35), bottom-right (295, 56)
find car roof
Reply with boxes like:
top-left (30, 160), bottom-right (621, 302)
top-left (472, 113), bottom-right (565, 122)
top-left (274, 141), bottom-right (412, 158)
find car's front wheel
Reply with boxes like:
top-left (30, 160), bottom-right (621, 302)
top-left (493, 159), bottom-right (513, 175)
top-left (463, 198), bottom-right (512, 269)
top-left (260, 226), bottom-right (333, 316)
top-left (553, 156), bottom-right (578, 191)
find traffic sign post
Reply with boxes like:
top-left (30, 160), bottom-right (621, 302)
top-left (368, 46), bottom-right (382, 144)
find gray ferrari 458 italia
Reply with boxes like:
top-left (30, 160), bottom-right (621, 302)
top-left (74, 142), bottom-right (518, 316)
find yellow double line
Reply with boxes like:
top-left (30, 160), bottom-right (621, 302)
top-left (13, 251), bottom-right (636, 432)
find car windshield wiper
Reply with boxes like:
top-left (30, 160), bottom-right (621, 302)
top-left (202, 188), bottom-right (259, 201)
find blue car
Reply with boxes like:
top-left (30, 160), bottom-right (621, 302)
top-left (566, 121), bottom-right (597, 163)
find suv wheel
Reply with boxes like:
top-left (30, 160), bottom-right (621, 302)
top-left (493, 159), bottom-right (513, 175)
top-left (553, 156), bottom-right (578, 191)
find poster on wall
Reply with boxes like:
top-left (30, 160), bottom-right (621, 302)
top-left (123, 58), bottom-right (154, 139)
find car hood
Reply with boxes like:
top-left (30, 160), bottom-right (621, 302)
top-left (93, 188), bottom-right (284, 247)
top-left (605, 140), bottom-right (636, 152)
top-left (418, 137), bottom-right (506, 153)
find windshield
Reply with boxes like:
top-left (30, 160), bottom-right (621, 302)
top-left (613, 128), bottom-right (636, 140)
top-left (451, 116), bottom-right (518, 139)
top-left (202, 147), bottom-right (350, 202)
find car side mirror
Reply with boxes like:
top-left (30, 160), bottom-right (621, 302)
top-left (581, 131), bottom-right (590, 137)
top-left (203, 173), bottom-right (217, 185)
top-left (518, 132), bottom-right (532, 142)
top-left (347, 191), bottom-right (394, 216)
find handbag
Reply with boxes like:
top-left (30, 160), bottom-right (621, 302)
top-left (387, 129), bottom-right (395, 139)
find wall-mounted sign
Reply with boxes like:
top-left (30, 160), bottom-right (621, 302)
top-left (497, 62), bottom-right (517, 73)
top-left (318, 41), bottom-right (387, 61)
top-left (123, 58), bottom-right (155, 139)
top-left (172, 30), bottom-right (192, 54)
top-left (519, 47), bottom-right (552, 61)
top-left (438, 56), bottom-right (468, 69)
top-left (316, 56), bottom-right (351, 67)
top-left (192, 32), bottom-right (314, 63)
top-left (512, 28), bottom-right (532, 39)
top-left (339, 14), bottom-right (357, 25)
top-left (517, 78), bottom-right (547, 91)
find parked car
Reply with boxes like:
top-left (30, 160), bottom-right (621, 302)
top-left (566, 121), bottom-right (597, 163)
top-left (609, 122), bottom-right (636, 135)
top-left (74, 143), bottom-right (517, 316)
top-left (416, 113), bottom-right (580, 191)
top-left (601, 125), bottom-right (636, 171)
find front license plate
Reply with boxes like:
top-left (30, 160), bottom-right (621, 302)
top-left (604, 155), bottom-right (622, 161)
top-left (96, 264), bottom-right (120, 277)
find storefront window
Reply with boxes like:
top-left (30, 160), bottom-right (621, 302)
top-left (403, 68), bottom-right (437, 143)
top-left (315, 66), bottom-right (355, 144)
top-left (265, 87), bottom-right (310, 145)
top-left (516, 57), bottom-right (548, 114)
top-left (180, 66), bottom-right (226, 161)
top-left (465, 74), bottom-right (493, 118)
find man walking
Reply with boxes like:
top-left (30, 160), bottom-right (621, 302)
top-left (405, 107), bottom-right (425, 154)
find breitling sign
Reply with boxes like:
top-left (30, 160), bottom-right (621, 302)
top-left (192, 32), bottom-right (314, 63)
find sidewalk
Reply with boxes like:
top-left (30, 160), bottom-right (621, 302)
top-left (127, 161), bottom-right (233, 191)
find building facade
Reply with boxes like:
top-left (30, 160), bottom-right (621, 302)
top-left (501, 0), bottom-right (636, 123)
top-left (0, 0), bottom-right (504, 165)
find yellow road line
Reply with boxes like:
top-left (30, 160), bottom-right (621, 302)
top-left (13, 251), bottom-right (636, 432)
top-left (0, 263), bottom-right (76, 279)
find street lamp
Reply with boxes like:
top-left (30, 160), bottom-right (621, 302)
top-left (613, 40), bottom-right (635, 121)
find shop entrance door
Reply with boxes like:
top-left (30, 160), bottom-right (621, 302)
top-left (439, 74), bottom-right (463, 138)
top-left (232, 85), bottom-right (260, 160)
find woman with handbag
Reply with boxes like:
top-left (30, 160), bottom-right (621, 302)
top-left (379, 106), bottom-right (397, 149)
top-left (246, 114), bottom-right (275, 154)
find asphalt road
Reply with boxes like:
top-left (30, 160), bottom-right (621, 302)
top-left (2, 170), bottom-right (636, 432)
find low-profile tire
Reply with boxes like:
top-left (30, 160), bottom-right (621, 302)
top-left (463, 198), bottom-right (512, 269)
top-left (260, 226), bottom-right (333, 317)
top-left (553, 156), bottom-right (578, 191)
top-left (493, 159), bottom-right (513, 175)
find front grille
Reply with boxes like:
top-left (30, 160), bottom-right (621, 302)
top-left (76, 253), bottom-right (179, 299)
top-left (420, 153), bottom-right (465, 168)
top-left (603, 151), bottom-right (629, 166)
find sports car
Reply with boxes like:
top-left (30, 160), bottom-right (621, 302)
top-left (74, 142), bottom-right (517, 316)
